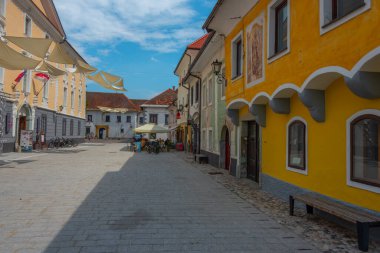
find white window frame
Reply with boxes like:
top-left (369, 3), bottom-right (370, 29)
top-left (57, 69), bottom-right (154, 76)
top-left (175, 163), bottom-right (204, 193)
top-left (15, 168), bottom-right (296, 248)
top-left (286, 116), bottom-right (308, 175)
top-left (231, 31), bottom-right (243, 81)
top-left (346, 109), bottom-right (380, 194)
top-left (267, 0), bottom-right (291, 63)
top-left (320, 0), bottom-right (371, 35)
top-left (24, 14), bottom-right (32, 37)
top-left (208, 76), bottom-right (213, 106)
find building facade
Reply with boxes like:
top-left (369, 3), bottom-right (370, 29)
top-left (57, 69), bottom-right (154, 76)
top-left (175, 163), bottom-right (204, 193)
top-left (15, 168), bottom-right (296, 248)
top-left (86, 92), bottom-right (139, 139)
top-left (185, 32), bottom-right (228, 170)
top-left (174, 35), bottom-right (211, 152)
top-left (140, 88), bottom-right (177, 140)
top-left (0, 0), bottom-right (86, 152)
top-left (204, 0), bottom-right (380, 212)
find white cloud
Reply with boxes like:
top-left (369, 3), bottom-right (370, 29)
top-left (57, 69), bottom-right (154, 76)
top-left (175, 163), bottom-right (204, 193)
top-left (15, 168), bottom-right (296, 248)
top-left (97, 49), bottom-right (111, 56)
top-left (150, 57), bottom-right (159, 62)
top-left (55, 0), bottom-right (206, 56)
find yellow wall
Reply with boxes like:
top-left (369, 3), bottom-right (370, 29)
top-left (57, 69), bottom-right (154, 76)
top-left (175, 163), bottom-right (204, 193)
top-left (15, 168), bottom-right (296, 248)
top-left (224, 0), bottom-right (380, 211)
top-left (226, 0), bottom-right (380, 102)
top-left (263, 79), bottom-right (380, 211)
top-left (2, 0), bottom-right (86, 119)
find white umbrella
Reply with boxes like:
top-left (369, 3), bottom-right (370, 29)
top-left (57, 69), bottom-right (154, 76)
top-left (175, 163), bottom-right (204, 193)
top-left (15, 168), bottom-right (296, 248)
top-left (134, 124), bottom-right (169, 134)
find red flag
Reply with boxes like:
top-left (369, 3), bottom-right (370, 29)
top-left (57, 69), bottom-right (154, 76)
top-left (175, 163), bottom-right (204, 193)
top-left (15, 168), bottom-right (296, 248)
top-left (34, 72), bottom-right (50, 82)
top-left (14, 70), bottom-right (27, 83)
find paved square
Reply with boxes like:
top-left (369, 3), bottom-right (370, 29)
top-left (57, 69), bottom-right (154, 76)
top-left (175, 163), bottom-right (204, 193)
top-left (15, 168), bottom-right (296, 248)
top-left (0, 143), bottom-right (318, 252)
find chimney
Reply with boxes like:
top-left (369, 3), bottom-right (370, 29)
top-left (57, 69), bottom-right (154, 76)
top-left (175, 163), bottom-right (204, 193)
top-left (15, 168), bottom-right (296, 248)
top-left (172, 86), bottom-right (176, 91)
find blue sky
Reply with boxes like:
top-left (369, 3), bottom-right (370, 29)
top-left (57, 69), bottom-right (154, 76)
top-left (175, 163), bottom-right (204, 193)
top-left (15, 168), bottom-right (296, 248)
top-left (54, 0), bottom-right (217, 99)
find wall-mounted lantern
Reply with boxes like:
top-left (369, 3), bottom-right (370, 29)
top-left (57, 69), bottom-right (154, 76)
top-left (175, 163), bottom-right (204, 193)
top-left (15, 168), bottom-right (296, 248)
top-left (211, 59), bottom-right (225, 85)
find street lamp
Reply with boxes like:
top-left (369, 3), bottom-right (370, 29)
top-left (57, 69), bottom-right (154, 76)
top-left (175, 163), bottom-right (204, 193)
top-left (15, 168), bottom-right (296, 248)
top-left (211, 59), bottom-right (225, 85)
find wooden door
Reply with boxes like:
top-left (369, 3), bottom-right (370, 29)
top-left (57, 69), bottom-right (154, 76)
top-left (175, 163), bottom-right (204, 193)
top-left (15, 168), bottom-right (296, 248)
top-left (18, 116), bottom-right (27, 144)
top-left (247, 121), bottom-right (259, 182)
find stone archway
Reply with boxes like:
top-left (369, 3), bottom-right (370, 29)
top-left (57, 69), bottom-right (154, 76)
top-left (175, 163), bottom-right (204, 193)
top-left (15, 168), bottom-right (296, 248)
top-left (16, 104), bottom-right (33, 147)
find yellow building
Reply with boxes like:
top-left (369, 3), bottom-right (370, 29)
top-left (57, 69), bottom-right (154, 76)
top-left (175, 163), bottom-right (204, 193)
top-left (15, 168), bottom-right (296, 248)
top-left (0, 0), bottom-right (86, 152)
top-left (204, 0), bottom-right (380, 212)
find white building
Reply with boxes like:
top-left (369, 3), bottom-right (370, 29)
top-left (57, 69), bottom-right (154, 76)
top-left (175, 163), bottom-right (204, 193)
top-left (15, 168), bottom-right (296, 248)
top-left (140, 88), bottom-right (177, 140)
top-left (85, 92), bottom-right (140, 139)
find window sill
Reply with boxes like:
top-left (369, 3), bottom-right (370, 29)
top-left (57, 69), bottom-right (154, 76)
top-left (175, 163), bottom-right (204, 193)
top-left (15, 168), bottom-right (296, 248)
top-left (231, 75), bottom-right (243, 83)
top-left (286, 166), bottom-right (308, 175)
top-left (347, 179), bottom-right (380, 194)
top-left (268, 48), bottom-right (290, 64)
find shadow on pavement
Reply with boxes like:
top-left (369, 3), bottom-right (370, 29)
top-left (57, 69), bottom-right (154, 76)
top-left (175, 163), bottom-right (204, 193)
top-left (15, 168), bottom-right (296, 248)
top-left (42, 153), bottom-right (161, 253)
top-left (41, 151), bottom-right (318, 253)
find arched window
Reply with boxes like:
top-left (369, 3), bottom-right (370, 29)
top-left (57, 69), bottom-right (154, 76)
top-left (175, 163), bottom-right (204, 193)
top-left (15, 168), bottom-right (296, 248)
top-left (350, 115), bottom-right (380, 187)
top-left (288, 120), bottom-right (306, 171)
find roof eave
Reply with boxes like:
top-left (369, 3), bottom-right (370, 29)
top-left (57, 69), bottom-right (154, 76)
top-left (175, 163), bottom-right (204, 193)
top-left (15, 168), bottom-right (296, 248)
top-left (202, 0), bottom-right (225, 31)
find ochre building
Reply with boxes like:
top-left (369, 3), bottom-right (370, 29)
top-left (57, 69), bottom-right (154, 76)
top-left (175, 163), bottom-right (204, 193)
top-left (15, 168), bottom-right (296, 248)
top-left (0, 0), bottom-right (86, 151)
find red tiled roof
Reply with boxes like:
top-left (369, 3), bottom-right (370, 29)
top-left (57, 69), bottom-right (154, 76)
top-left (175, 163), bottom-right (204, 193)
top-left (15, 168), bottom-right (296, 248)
top-left (130, 99), bottom-right (148, 107)
top-left (86, 92), bottom-right (138, 111)
top-left (187, 33), bottom-right (210, 50)
top-left (130, 99), bottom-right (148, 111)
top-left (143, 89), bottom-right (177, 106)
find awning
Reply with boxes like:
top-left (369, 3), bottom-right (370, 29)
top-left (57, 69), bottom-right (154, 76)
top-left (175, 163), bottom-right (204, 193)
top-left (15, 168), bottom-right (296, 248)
top-left (102, 71), bottom-right (121, 83)
top-left (88, 72), bottom-right (127, 91)
top-left (5, 36), bottom-right (53, 58)
top-left (97, 106), bottom-right (134, 113)
top-left (0, 41), bottom-right (41, 70)
top-left (75, 60), bottom-right (97, 74)
top-left (135, 124), bottom-right (170, 134)
top-left (4, 36), bottom-right (77, 67)
top-left (87, 72), bottom-right (114, 89)
top-left (47, 43), bottom-right (76, 65)
top-left (169, 126), bottom-right (179, 131)
top-left (36, 61), bottom-right (66, 77)
top-left (112, 79), bottom-right (127, 91)
top-left (113, 78), bottom-right (124, 87)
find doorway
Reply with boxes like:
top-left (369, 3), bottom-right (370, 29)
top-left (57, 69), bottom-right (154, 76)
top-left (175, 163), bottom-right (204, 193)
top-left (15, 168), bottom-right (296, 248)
top-left (247, 121), bottom-right (259, 182)
top-left (18, 116), bottom-right (27, 145)
top-left (99, 128), bottom-right (105, 139)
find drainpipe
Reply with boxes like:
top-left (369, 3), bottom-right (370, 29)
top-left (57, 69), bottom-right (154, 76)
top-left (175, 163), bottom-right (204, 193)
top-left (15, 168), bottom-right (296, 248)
top-left (189, 73), bottom-right (202, 155)
top-left (182, 52), bottom-right (192, 152)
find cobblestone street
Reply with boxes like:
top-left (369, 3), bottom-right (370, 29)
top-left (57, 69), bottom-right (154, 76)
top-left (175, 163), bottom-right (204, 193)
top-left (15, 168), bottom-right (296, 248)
top-left (0, 143), bottom-right (320, 253)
